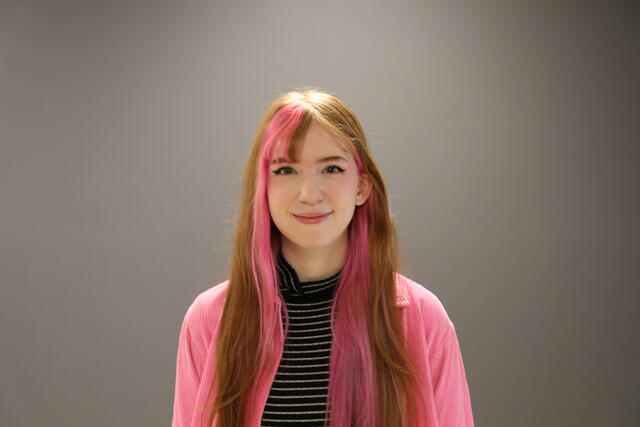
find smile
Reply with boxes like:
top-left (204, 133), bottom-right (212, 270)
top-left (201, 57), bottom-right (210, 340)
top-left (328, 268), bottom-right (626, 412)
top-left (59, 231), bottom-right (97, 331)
top-left (293, 212), bottom-right (332, 224)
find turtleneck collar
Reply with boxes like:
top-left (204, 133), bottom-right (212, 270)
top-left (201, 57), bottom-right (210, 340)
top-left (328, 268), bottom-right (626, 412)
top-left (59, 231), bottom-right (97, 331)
top-left (276, 251), bottom-right (342, 299)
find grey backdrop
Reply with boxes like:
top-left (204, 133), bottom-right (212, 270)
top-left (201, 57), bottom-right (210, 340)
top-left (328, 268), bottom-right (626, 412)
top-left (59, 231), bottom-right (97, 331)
top-left (1, 0), bottom-right (638, 426)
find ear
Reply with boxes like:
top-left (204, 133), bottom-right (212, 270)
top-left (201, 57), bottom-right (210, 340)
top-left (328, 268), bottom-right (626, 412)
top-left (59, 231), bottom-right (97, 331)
top-left (355, 174), bottom-right (373, 206)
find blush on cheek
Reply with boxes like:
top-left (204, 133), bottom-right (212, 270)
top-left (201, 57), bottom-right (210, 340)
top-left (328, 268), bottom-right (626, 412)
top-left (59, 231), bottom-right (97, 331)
top-left (328, 176), bottom-right (357, 192)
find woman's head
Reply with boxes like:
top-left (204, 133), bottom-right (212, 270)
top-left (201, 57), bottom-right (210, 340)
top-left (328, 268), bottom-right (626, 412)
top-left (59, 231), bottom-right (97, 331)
top-left (266, 112), bottom-right (373, 262)
top-left (245, 89), bottom-right (383, 264)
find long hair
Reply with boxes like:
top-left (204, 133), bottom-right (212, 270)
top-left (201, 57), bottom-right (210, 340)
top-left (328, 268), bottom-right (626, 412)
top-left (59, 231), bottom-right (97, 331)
top-left (204, 88), bottom-right (428, 426)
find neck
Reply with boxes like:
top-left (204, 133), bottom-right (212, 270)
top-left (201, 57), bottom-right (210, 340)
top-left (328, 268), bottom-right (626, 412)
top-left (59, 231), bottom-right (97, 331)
top-left (280, 234), bottom-right (347, 282)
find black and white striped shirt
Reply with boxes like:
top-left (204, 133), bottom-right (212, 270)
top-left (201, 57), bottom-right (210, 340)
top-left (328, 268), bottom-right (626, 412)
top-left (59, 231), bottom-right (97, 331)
top-left (260, 251), bottom-right (342, 427)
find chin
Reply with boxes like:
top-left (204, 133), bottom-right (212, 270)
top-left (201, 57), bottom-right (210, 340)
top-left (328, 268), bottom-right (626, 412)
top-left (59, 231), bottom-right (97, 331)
top-left (292, 240), bottom-right (329, 250)
top-left (286, 236), bottom-right (334, 250)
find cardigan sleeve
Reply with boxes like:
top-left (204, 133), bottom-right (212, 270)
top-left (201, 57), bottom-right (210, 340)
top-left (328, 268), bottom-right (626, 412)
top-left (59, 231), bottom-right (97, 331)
top-left (429, 325), bottom-right (475, 427)
top-left (172, 297), bottom-right (209, 427)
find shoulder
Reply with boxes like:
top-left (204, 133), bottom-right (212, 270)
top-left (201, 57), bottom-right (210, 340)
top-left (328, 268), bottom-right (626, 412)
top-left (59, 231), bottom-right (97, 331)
top-left (180, 280), bottom-right (230, 341)
top-left (395, 273), bottom-right (456, 353)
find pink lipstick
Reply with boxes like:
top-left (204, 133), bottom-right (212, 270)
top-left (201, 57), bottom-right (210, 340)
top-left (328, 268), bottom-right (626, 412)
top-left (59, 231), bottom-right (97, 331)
top-left (293, 212), bottom-right (332, 224)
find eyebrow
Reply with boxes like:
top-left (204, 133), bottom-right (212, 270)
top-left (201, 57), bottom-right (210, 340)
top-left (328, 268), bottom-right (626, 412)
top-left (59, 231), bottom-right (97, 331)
top-left (270, 155), bottom-right (348, 165)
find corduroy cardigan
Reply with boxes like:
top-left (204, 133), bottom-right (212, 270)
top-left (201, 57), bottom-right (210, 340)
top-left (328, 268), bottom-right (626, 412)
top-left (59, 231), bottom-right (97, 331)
top-left (172, 273), bottom-right (475, 426)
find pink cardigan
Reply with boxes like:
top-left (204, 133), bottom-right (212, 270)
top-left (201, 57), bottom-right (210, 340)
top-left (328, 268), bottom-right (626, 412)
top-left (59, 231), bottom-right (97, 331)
top-left (172, 274), bottom-right (474, 426)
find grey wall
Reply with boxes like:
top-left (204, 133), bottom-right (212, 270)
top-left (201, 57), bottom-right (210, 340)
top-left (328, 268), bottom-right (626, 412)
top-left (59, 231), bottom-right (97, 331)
top-left (1, 0), bottom-right (638, 425)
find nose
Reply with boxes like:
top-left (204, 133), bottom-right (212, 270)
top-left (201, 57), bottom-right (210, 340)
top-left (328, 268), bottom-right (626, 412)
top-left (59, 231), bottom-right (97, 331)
top-left (298, 175), bottom-right (324, 205)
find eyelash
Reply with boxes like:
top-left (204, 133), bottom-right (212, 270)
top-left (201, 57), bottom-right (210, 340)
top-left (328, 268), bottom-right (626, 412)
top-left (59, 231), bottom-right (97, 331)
top-left (271, 165), bottom-right (346, 176)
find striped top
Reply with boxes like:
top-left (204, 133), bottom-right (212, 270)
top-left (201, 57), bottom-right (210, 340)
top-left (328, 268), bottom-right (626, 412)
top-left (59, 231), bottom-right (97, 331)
top-left (260, 251), bottom-right (342, 427)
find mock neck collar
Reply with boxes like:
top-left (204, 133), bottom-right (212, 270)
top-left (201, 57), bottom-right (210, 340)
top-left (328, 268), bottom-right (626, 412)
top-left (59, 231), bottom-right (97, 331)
top-left (276, 251), bottom-right (342, 298)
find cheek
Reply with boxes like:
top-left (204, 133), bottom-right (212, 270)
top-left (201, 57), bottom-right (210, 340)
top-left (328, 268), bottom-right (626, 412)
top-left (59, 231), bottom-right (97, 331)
top-left (266, 185), bottom-right (292, 212)
top-left (267, 184), bottom-right (287, 200)
top-left (326, 177), bottom-right (358, 200)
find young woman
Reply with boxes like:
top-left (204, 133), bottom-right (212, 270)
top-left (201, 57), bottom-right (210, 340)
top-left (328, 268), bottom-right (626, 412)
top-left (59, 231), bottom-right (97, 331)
top-left (172, 89), bottom-right (474, 427)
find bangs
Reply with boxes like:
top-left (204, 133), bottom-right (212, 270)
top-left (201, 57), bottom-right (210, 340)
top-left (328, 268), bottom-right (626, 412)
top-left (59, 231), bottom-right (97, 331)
top-left (263, 104), bottom-right (355, 166)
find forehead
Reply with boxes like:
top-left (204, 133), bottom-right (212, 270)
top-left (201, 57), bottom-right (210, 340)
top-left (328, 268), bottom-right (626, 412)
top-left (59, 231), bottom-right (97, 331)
top-left (271, 121), bottom-right (352, 163)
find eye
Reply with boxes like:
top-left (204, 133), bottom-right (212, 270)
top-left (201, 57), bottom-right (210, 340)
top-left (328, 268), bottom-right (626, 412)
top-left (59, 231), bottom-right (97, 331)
top-left (325, 165), bottom-right (345, 174)
top-left (272, 166), bottom-right (294, 175)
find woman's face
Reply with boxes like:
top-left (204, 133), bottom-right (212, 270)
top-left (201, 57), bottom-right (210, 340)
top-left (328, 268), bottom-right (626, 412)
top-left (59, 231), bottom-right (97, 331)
top-left (267, 120), bottom-right (371, 254)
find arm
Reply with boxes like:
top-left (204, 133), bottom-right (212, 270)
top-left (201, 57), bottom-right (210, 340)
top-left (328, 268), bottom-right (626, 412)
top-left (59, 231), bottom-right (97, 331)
top-left (429, 325), bottom-right (475, 427)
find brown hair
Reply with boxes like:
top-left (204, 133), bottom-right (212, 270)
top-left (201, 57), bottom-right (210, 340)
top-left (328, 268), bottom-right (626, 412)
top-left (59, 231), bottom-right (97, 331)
top-left (204, 87), bottom-right (424, 426)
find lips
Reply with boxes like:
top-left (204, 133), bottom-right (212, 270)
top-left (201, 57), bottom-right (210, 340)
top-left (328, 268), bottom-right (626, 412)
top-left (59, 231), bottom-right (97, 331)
top-left (293, 212), bottom-right (332, 225)
top-left (293, 212), bottom-right (332, 219)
